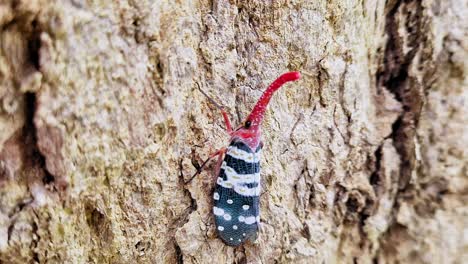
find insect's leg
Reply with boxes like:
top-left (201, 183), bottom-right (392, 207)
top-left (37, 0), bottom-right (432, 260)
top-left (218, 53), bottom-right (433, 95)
top-left (219, 107), bottom-right (233, 133)
top-left (211, 148), bottom-right (227, 180)
top-left (185, 148), bottom-right (227, 184)
top-left (260, 187), bottom-right (270, 197)
top-left (196, 83), bottom-right (233, 133)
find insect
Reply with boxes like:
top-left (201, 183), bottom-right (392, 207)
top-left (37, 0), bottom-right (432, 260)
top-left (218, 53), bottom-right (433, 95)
top-left (192, 72), bottom-right (301, 246)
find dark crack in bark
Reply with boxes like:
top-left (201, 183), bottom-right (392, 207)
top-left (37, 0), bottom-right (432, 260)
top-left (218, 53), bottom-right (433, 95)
top-left (372, 0), bottom-right (437, 260)
top-left (0, 11), bottom-right (62, 262)
top-left (174, 240), bottom-right (184, 264)
top-left (378, 0), bottom-right (427, 192)
top-left (369, 144), bottom-right (384, 195)
top-left (24, 93), bottom-right (54, 185)
top-left (167, 159), bottom-right (199, 263)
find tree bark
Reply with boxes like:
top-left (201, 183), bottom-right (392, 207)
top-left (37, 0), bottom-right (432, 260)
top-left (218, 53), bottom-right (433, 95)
top-left (0, 0), bottom-right (466, 263)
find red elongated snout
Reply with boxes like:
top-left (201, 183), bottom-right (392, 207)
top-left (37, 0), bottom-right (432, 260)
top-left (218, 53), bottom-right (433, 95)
top-left (230, 71), bottom-right (300, 150)
top-left (245, 71), bottom-right (301, 130)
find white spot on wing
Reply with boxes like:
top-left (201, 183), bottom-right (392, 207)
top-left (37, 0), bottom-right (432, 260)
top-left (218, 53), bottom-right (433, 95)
top-left (244, 216), bottom-right (256, 224)
top-left (213, 207), bottom-right (224, 216)
top-left (213, 192), bottom-right (220, 200)
top-left (218, 226), bottom-right (224, 231)
top-left (216, 177), bottom-right (223, 185)
top-left (223, 214), bottom-right (232, 221)
top-left (233, 225), bottom-right (238, 230)
top-left (227, 199), bottom-right (233, 204)
top-left (238, 215), bottom-right (259, 225)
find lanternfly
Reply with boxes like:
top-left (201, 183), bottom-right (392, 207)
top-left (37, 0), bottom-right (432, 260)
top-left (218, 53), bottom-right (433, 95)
top-left (192, 72), bottom-right (301, 246)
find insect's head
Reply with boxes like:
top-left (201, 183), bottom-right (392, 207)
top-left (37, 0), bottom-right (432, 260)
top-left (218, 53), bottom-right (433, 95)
top-left (231, 71), bottom-right (301, 149)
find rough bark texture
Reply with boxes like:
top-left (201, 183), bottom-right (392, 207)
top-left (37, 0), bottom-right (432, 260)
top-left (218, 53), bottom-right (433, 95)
top-left (0, 0), bottom-right (466, 263)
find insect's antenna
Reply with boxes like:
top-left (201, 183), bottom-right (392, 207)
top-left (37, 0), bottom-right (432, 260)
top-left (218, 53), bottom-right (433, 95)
top-left (196, 82), bottom-right (233, 133)
top-left (196, 82), bottom-right (225, 111)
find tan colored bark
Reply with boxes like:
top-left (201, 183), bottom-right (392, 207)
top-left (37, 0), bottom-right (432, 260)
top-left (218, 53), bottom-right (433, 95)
top-left (0, 0), bottom-right (466, 263)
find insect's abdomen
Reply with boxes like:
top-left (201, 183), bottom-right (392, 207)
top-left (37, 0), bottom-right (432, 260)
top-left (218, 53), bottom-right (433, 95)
top-left (213, 140), bottom-right (262, 246)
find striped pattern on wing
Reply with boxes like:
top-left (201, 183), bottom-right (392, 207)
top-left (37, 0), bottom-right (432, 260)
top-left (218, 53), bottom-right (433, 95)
top-left (213, 140), bottom-right (262, 246)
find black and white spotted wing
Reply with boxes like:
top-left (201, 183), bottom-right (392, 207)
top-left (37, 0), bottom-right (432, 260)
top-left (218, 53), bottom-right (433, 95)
top-left (212, 140), bottom-right (262, 246)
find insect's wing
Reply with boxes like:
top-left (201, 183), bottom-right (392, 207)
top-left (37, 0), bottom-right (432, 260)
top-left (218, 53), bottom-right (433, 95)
top-left (213, 149), bottom-right (261, 245)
